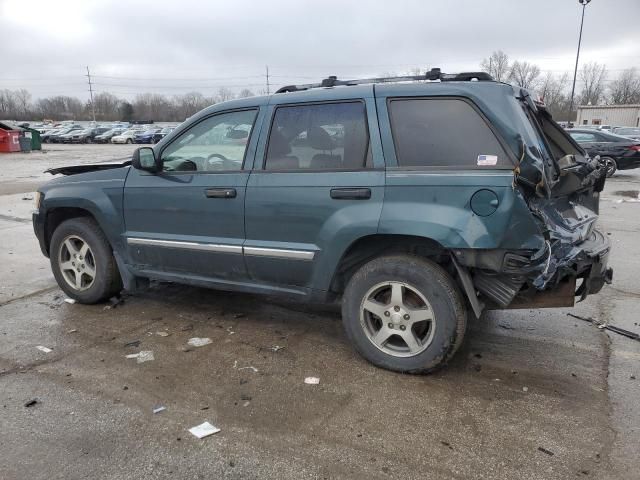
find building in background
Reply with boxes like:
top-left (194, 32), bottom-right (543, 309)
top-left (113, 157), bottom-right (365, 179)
top-left (576, 105), bottom-right (640, 127)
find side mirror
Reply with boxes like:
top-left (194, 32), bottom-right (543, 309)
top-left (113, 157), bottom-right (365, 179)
top-left (132, 147), bottom-right (161, 173)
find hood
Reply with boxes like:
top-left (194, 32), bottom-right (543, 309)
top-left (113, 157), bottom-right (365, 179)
top-left (46, 160), bottom-right (131, 176)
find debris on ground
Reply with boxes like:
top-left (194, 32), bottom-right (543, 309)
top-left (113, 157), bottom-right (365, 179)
top-left (240, 394), bottom-right (252, 401)
top-left (238, 366), bottom-right (258, 373)
top-left (522, 386), bottom-right (529, 392)
top-left (567, 313), bottom-right (640, 341)
top-left (226, 327), bottom-right (235, 335)
top-left (304, 376), bottom-right (320, 385)
top-left (440, 441), bottom-right (453, 450)
top-left (631, 375), bottom-right (636, 380)
top-left (537, 447), bottom-right (554, 456)
top-left (64, 298), bottom-right (76, 304)
top-left (24, 399), bottom-right (38, 407)
top-left (187, 337), bottom-right (212, 347)
top-left (269, 345), bottom-right (285, 352)
top-left (152, 405), bottom-right (166, 414)
top-left (125, 351), bottom-right (154, 363)
top-left (188, 421), bottom-right (220, 439)
top-left (124, 340), bottom-right (141, 348)
top-left (107, 296), bottom-right (124, 309)
top-left (35, 346), bottom-right (52, 353)
top-left (67, 329), bottom-right (77, 334)
top-left (180, 324), bottom-right (194, 331)
top-left (156, 331), bottom-right (170, 337)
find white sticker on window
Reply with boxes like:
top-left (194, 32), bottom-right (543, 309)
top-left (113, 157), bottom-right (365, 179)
top-left (477, 155), bottom-right (498, 166)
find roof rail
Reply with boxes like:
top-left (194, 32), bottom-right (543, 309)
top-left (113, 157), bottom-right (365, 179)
top-left (275, 68), bottom-right (494, 93)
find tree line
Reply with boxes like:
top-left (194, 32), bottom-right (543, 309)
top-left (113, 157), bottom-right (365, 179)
top-left (2, 53), bottom-right (640, 122)
top-left (480, 50), bottom-right (640, 120)
top-left (0, 87), bottom-right (255, 122)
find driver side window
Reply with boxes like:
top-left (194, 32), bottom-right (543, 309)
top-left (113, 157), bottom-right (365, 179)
top-left (161, 109), bottom-right (257, 172)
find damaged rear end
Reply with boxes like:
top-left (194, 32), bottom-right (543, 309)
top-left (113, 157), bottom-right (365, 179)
top-left (458, 87), bottom-right (613, 314)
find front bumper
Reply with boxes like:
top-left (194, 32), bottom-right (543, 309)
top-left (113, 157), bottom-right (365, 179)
top-left (32, 210), bottom-right (49, 257)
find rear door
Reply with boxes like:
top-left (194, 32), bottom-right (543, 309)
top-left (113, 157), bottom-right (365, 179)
top-left (244, 89), bottom-right (385, 292)
top-left (123, 108), bottom-right (262, 282)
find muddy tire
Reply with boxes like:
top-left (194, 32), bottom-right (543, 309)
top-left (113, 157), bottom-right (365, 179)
top-left (50, 217), bottom-right (122, 304)
top-left (342, 255), bottom-right (467, 374)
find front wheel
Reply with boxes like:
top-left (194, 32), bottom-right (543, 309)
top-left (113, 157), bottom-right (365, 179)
top-left (342, 255), bottom-right (467, 374)
top-left (602, 157), bottom-right (617, 177)
top-left (50, 217), bottom-right (122, 304)
top-left (126, 138), bottom-right (133, 144)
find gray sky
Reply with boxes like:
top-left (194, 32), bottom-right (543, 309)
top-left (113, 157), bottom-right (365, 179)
top-left (1, 0), bottom-right (639, 100)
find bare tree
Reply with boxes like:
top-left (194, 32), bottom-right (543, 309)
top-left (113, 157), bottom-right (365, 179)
top-left (509, 61), bottom-right (541, 89)
top-left (14, 89), bottom-right (32, 118)
top-left (579, 62), bottom-right (607, 106)
top-left (93, 92), bottom-right (120, 120)
top-left (238, 88), bottom-right (255, 98)
top-left (608, 68), bottom-right (640, 105)
top-left (216, 87), bottom-right (235, 103)
top-left (0, 89), bottom-right (18, 118)
top-left (480, 51), bottom-right (511, 82)
top-left (539, 72), bottom-right (570, 117)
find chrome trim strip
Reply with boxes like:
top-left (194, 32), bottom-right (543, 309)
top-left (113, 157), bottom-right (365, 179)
top-left (127, 237), bottom-right (242, 254)
top-left (243, 246), bottom-right (315, 261)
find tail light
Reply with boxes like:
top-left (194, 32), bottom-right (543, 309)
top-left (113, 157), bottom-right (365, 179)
top-left (629, 145), bottom-right (640, 152)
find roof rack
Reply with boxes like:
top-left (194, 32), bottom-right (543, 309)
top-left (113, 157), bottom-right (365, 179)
top-left (275, 68), bottom-right (494, 93)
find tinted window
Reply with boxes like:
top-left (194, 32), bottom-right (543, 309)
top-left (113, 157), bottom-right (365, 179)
top-left (388, 99), bottom-right (511, 167)
top-left (569, 132), bottom-right (598, 143)
top-left (161, 109), bottom-right (257, 172)
top-left (265, 102), bottom-right (370, 170)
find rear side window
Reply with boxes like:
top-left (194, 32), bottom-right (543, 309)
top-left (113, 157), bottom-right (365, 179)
top-left (388, 98), bottom-right (511, 168)
top-left (265, 102), bottom-right (371, 170)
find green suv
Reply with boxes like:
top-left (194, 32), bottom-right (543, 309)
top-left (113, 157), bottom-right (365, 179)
top-left (33, 69), bottom-right (612, 373)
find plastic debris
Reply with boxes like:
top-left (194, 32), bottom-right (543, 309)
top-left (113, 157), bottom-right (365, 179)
top-left (156, 331), bottom-right (170, 337)
top-left (24, 399), bottom-right (38, 407)
top-left (125, 351), bottom-right (154, 363)
top-left (64, 298), bottom-right (76, 304)
top-left (226, 327), bottom-right (235, 335)
top-left (67, 329), bottom-right (78, 334)
top-left (152, 405), bottom-right (166, 414)
top-left (522, 386), bottom-right (529, 392)
top-left (187, 337), bottom-right (212, 348)
top-left (304, 377), bottom-right (320, 385)
top-left (36, 346), bottom-right (52, 353)
top-left (538, 447), bottom-right (554, 456)
top-left (270, 345), bottom-right (285, 352)
top-left (188, 421), bottom-right (220, 439)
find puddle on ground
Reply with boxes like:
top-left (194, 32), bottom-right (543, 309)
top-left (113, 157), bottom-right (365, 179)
top-left (613, 190), bottom-right (640, 198)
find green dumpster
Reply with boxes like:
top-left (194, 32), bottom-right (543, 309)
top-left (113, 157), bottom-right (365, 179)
top-left (20, 127), bottom-right (42, 150)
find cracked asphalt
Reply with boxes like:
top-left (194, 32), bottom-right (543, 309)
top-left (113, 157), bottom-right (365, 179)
top-left (0, 145), bottom-right (639, 479)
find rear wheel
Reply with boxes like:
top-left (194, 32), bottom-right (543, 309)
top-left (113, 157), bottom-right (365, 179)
top-left (126, 138), bottom-right (133, 144)
top-left (342, 255), bottom-right (467, 374)
top-left (50, 217), bottom-right (122, 304)
top-left (603, 156), bottom-right (617, 177)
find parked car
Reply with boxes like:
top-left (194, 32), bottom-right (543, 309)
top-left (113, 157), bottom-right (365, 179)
top-left (134, 128), bottom-right (163, 144)
top-left (94, 128), bottom-right (124, 143)
top-left (65, 127), bottom-right (111, 143)
top-left (111, 129), bottom-right (141, 144)
top-left (611, 127), bottom-right (640, 141)
top-left (33, 69), bottom-right (612, 374)
top-left (151, 126), bottom-right (176, 144)
top-left (568, 128), bottom-right (640, 177)
top-left (48, 125), bottom-right (84, 143)
top-left (40, 129), bottom-right (62, 143)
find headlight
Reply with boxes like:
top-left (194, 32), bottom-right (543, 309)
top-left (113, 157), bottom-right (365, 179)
top-left (34, 191), bottom-right (44, 210)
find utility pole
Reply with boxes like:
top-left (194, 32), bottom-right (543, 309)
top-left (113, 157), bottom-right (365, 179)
top-left (568, 0), bottom-right (592, 124)
top-left (86, 66), bottom-right (96, 122)
top-left (265, 65), bottom-right (270, 95)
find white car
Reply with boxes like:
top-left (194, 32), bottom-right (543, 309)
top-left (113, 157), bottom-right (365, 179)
top-left (111, 129), bottom-right (141, 144)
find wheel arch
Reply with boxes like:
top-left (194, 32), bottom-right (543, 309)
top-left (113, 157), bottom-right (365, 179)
top-left (328, 234), bottom-right (452, 295)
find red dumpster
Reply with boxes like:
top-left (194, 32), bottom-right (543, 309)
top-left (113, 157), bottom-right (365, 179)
top-left (0, 123), bottom-right (21, 153)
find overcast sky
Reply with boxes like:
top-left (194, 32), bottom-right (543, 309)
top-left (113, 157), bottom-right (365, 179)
top-left (1, 0), bottom-right (639, 100)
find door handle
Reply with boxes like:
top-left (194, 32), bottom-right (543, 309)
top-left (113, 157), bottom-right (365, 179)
top-left (330, 188), bottom-right (371, 200)
top-left (205, 188), bottom-right (237, 198)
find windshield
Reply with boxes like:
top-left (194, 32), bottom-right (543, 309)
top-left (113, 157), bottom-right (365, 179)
top-left (614, 128), bottom-right (640, 136)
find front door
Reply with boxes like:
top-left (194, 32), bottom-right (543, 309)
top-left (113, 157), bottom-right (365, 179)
top-left (244, 96), bottom-right (385, 292)
top-left (123, 108), bottom-right (259, 282)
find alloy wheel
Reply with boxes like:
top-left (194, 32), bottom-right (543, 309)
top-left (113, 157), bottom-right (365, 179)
top-left (58, 235), bottom-right (96, 291)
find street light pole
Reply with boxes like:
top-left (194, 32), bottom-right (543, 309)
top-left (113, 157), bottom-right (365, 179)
top-left (568, 0), bottom-right (591, 125)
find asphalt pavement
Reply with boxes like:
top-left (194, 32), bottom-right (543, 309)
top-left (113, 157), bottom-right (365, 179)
top-left (0, 145), bottom-right (638, 479)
